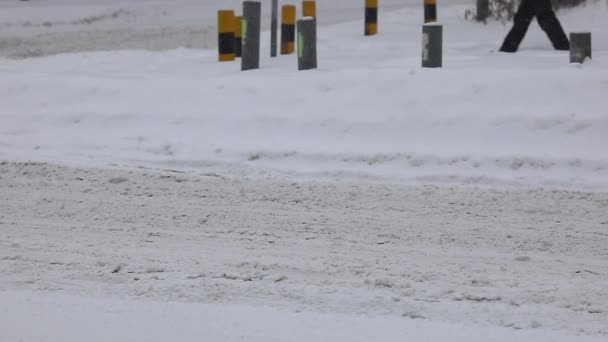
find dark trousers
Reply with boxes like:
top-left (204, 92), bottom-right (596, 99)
top-left (500, 0), bottom-right (570, 52)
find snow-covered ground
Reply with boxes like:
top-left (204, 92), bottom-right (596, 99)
top-left (1, 1), bottom-right (607, 341)
top-left (1, 162), bottom-right (607, 341)
top-left (2, 290), bottom-right (607, 342)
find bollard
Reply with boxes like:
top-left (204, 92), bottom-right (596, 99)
top-left (365, 0), bottom-right (378, 36)
top-left (235, 16), bottom-right (243, 58)
top-left (281, 5), bottom-right (297, 54)
top-left (570, 32), bottom-right (592, 64)
top-left (218, 10), bottom-right (236, 62)
top-left (303, 0), bottom-right (316, 18)
top-left (242, 1), bottom-right (261, 71)
top-left (476, 0), bottom-right (489, 22)
top-left (422, 23), bottom-right (442, 68)
top-left (297, 18), bottom-right (317, 71)
top-left (271, 0), bottom-right (278, 57)
top-left (424, 0), bottom-right (437, 23)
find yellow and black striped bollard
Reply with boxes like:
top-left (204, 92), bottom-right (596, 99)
top-left (281, 5), bottom-right (296, 54)
top-left (365, 0), bottom-right (378, 36)
top-left (303, 0), bottom-right (316, 18)
top-left (218, 10), bottom-right (236, 61)
top-left (235, 16), bottom-right (243, 58)
top-left (424, 0), bottom-right (437, 23)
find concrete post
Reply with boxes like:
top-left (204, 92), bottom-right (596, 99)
top-left (570, 32), bottom-right (592, 64)
top-left (271, 0), bottom-right (278, 57)
top-left (422, 23), bottom-right (442, 68)
top-left (297, 18), bottom-right (317, 71)
top-left (242, 1), bottom-right (261, 71)
top-left (477, 0), bottom-right (489, 22)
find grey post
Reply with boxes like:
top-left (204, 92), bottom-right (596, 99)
top-left (570, 32), bottom-right (592, 64)
top-left (297, 18), bottom-right (317, 71)
top-left (271, 0), bottom-right (278, 57)
top-left (422, 23), bottom-right (442, 68)
top-left (477, 0), bottom-right (489, 22)
top-left (242, 1), bottom-right (261, 71)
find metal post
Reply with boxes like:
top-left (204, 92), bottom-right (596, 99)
top-left (476, 0), bottom-right (489, 22)
top-left (570, 32), bottom-right (591, 64)
top-left (297, 18), bottom-right (317, 71)
top-left (242, 1), bottom-right (261, 71)
top-left (424, 0), bottom-right (437, 23)
top-left (271, 0), bottom-right (278, 57)
top-left (365, 0), bottom-right (378, 36)
top-left (422, 23), bottom-right (442, 68)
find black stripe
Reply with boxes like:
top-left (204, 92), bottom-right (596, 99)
top-left (365, 7), bottom-right (378, 24)
top-left (218, 32), bottom-right (235, 54)
top-left (235, 38), bottom-right (242, 57)
top-left (424, 4), bottom-right (437, 21)
top-left (281, 24), bottom-right (295, 42)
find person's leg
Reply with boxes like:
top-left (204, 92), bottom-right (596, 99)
top-left (500, 0), bottom-right (536, 52)
top-left (535, 0), bottom-right (570, 50)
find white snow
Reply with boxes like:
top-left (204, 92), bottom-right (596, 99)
top-left (1, 1), bottom-right (607, 190)
top-left (1, 1), bottom-right (607, 341)
top-left (1, 162), bottom-right (607, 340)
top-left (2, 290), bottom-right (607, 342)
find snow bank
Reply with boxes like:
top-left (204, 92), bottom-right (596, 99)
top-left (0, 2), bottom-right (607, 191)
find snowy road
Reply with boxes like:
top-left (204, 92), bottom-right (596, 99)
top-left (1, 162), bottom-right (607, 337)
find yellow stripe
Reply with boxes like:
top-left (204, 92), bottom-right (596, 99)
top-left (366, 0), bottom-right (378, 8)
top-left (424, 0), bottom-right (436, 5)
top-left (218, 10), bottom-right (235, 33)
top-left (303, 1), bottom-right (316, 18)
top-left (285, 42), bottom-right (295, 54)
top-left (219, 53), bottom-right (235, 62)
top-left (365, 23), bottom-right (377, 35)
top-left (282, 5), bottom-right (296, 25)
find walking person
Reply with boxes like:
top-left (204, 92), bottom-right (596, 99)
top-left (500, 0), bottom-right (570, 52)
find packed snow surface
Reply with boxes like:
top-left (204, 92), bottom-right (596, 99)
top-left (1, 1), bottom-right (608, 341)
top-left (1, 162), bottom-right (607, 341)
